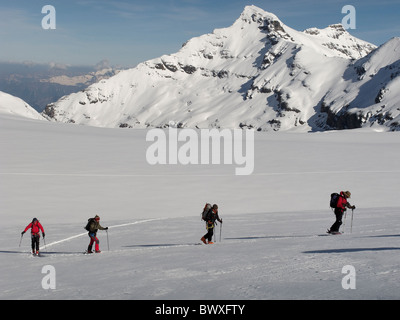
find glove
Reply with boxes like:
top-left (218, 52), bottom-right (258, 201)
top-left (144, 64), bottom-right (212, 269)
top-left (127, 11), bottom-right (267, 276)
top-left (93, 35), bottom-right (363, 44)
top-left (105, 227), bottom-right (109, 230)
top-left (42, 232), bottom-right (45, 238)
top-left (351, 205), bottom-right (356, 210)
top-left (21, 231), bottom-right (25, 235)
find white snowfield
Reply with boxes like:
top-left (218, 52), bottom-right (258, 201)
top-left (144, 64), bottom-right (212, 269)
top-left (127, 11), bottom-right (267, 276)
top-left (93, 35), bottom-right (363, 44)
top-left (1, 113), bottom-right (400, 300)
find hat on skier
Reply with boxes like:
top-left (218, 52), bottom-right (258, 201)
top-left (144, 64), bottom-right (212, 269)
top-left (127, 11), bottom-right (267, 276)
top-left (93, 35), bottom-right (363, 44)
top-left (212, 204), bottom-right (218, 209)
top-left (32, 218), bottom-right (38, 223)
top-left (94, 215), bottom-right (100, 221)
top-left (343, 191), bottom-right (351, 198)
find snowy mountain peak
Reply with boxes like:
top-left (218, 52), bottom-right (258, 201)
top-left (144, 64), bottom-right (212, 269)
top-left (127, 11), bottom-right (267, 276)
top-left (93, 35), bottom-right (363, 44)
top-left (306, 23), bottom-right (350, 42)
top-left (237, 6), bottom-right (374, 60)
top-left (42, 6), bottom-right (400, 132)
top-left (239, 5), bottom-right (283, 27)
top-left (302, 24), bottom-right (376, 59)
top-left (237, 6), bottom-right (296, 44)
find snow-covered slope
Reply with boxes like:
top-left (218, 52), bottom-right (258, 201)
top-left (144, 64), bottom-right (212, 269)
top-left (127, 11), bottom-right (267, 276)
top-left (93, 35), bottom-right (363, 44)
top-left (43, 5), bottom-right (394, 132)
top-left (0, 91), bottom-right (46, 121)
top-left (320, 37), bottom-right (400, 131)
top-left (1, 114), bottom-right (400, 300)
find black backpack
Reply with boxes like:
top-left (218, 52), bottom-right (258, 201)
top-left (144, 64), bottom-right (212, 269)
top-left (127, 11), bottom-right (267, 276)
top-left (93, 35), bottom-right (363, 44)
top-left (201, 203), bottom-right (212, 221)
top-left (84, 218), bottom-right (95, 231)
top-left (330, 193), bottom-right (340, 209)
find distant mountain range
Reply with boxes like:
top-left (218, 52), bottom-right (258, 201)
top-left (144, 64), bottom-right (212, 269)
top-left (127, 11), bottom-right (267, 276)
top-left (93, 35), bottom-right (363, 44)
top-left (0, 60), bottom-right (120, 112)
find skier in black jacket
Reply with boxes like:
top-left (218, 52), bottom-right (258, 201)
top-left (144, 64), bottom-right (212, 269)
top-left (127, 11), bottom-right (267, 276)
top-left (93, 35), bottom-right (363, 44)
top-left (201, 204), bottom-right (222, 244)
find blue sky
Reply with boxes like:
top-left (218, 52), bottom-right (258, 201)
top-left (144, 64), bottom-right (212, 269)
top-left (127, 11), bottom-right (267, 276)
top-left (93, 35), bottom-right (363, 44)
top-left (0, 0), bottom-right (399, 68)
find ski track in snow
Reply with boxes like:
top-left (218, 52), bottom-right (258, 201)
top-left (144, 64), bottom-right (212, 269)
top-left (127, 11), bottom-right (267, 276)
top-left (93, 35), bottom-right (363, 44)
top-left (2, 170), bottom-right (400, 178)
top-left (41, 218), bottom-right (165, 250)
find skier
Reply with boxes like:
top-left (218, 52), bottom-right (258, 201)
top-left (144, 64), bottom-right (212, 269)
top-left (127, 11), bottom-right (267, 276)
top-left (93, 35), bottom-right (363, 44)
top-left (328, 191), bottom-right (356, 234)
top-left (201, 204), bottom-right (222, 244)
top-left (21, 218), bottom-right (45, 255)
top-left (86, 215), bottom-right (108, 253)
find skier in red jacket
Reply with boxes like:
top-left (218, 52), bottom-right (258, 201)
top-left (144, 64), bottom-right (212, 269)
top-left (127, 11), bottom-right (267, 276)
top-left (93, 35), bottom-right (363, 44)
top-left (22, 218), bottom-right (45, 255)
top-left (328, 191), bottom-right (356, 234)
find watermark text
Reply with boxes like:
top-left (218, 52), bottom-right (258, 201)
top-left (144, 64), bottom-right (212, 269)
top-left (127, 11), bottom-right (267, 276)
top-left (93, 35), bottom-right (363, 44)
top-left (342, 5), bottom-right (356, 30)
top-left (342, 265), bottom-right (356, 290)
top-left (146, 128), bottom-right (254, 175)
top-left (42, 5), bottom-right (56, 30)
top-left (41, 265), bottom-right (56, 290)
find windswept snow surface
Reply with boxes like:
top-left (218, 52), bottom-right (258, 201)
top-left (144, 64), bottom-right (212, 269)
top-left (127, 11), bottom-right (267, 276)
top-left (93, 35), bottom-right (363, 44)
top-left (1, 115), bottom-right (400, 300)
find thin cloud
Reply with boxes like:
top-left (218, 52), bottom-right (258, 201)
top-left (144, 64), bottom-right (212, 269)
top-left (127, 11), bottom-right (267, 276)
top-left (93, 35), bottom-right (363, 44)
top-left (0, 7), bottom-right (41, 33)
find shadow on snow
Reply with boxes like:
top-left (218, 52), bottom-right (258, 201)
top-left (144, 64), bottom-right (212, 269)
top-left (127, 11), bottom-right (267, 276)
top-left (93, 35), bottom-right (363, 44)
top-left (303, 247), bottom-right (400, 254)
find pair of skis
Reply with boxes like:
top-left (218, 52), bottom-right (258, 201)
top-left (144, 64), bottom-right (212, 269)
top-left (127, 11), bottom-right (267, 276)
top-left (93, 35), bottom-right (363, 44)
top-left (326, 230), bottom-right (342, 235)
top-left (31, 252), bottom-right (43, 257)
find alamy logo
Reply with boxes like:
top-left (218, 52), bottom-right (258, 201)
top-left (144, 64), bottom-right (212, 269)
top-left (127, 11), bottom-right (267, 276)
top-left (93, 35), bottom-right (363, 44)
top-left (146, 128), bottom-right (255, 175)
top-left (342, 5), bottom-right (356, 30)
top-left (342, 265), bottom-right (356, 290)
top-left (41, 5), bottom-right (56, 30)
top-left (41, 265), bottom-right (56, 290)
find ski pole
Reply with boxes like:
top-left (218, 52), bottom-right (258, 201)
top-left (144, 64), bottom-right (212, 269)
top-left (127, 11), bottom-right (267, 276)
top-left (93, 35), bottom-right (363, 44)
top-left (19, 233), bottom-right (23, 247)
top-left (220, 222), bottom-right (222, 242)
top-left (106, 230), bottom-right (110, 251)
top-left (213, 223), bottom-right (216, 243)
top-left (351, 209), bottom-right (354, 233)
